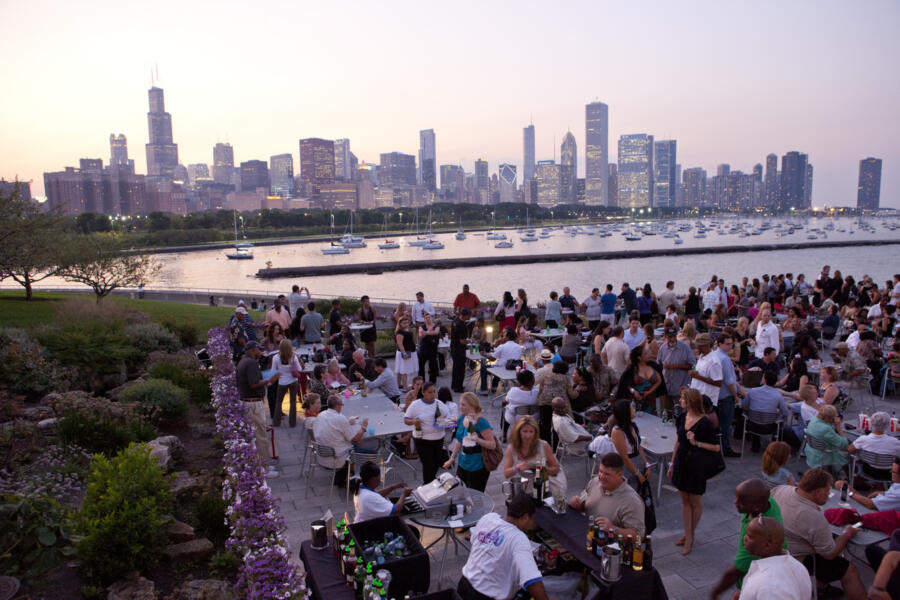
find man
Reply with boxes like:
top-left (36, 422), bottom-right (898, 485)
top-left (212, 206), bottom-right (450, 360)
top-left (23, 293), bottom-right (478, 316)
top-left (581, 288), bottom-right (603, 331)
top-left (453, 284), bottom-right (480, 315)
top-left (830, 342), bottom-right (867, 385)
top-left (533, 348), bottom-right (555, 385)
top-left (458, 493), bottom-right (550, 600)
top-left (601, 326), bottom-right (630, 378)
top-left (313, 395), bottom-right (369, 485)
top-left (844, 320), bottom-right (868, 351)
top-left (235, 341), bottom-right (280, 478)
top-left (265, 294), bottom-right (291, 332)
top-left (568, 452), bottom-right (645, 538)
top-left (622, 315), bottom-right (646, 350)
top-left (228, 306), bottom-right (256, 359)
top-left (715, 333), bottom-right (742, 457)
top-left (559, 286), bottom-right (578, 312)
top-left (784, 273), bottom-right (795, 294)
top-left (327, 298), bottom-right (343, 341)
top-left (551, 396), bottom-right (592, 454)
top-left (485, 327), bottom-right (524, 393)
top-left (716, 279), bottom-right (729, 309)
top-left (587, 353), bottom-right (618, 400)
top-left (656, 323), bottom-right (693, 410)
top-left (690, 333), bottom-right (723, 410)
top-left (411, 291), bottom-right (434, 331)
top-left (657, 280), bottom-right (678, 314)
top-left (703, 283), bottom-right (721, 313)
top-left (748, 347), bottom-right (781, 377)
top-left (835, 457), bottom-right (900, 512)
top-left (347, 349), bottom-right (377, 382)
top-left (288, 284), bottom-right (310, 320)
top-left (753, 309), bottom-right (781, 360)
top-left (847, 412), bottom-right (900, 479)
top-left (772, 469), bottom-right (866, 600)
top-left (600, 284), bottom-right (618, 325)
top-left (711, 479), bottom-right (788, 598)
top-left (619, 283), bottom-right (637, 317)
top-left (739, 517), bottom-right (812, 600)
top-left (299, 301), bottom-right (324, 344)
top-left (450, 307), bottom-right (472, 392)
top-left (354, 357), bottom-right (402, 403)
top-left (740, 370), bottom-right (791, 452)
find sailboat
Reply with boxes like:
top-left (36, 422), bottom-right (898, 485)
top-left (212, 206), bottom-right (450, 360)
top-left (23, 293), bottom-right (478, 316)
top-left (421, 207), bottom-right (444, 249)
top-left (407, 206), bottom-right (429, 246)
top-left (495, 240), bottom-right (514, 249)
top-left (378, 214), bottom-right (399, 249)
top-left (520, 208), bottom-right (538, 242)
top-left (340, 212), bottom-right (367, 248)
top-left (321, 213), bottom-right (350, 255)
top-left (226, 210), bottom-right (254, 259)
top-left (455, 217), bottom-right (466, 240)
top-left (486, 212), bottom-right (506, 240)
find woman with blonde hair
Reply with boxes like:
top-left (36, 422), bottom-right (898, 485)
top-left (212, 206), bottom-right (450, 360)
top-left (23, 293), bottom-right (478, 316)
top-left (324, 357), bottom-right (350, 387)
top-left (760, 441), bottom-right (795, 486)
top-left (678, 320), bottom-right (696, 348)
top-left (804, 403), bottom-right (849, 473)
top-left (273, 338), bottom-right (302, 427)
top-left (443, 393), bottom-right (497, 492)
top-left (391, 302), bottom-right (410, 329)
top-left (502, 416), bottom-right (561, 480)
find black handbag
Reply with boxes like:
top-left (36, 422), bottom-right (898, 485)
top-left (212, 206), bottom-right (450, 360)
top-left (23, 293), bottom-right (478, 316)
top-left (639, 480), bottom-right (657, 535)
top-left (504, 359), bottom-right (523, 370)
top-left (690, 445), bottom-right (726, 480)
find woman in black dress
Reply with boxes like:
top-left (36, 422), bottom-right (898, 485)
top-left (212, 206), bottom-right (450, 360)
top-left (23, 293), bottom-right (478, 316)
top-left (667, 388), bottom-right (721, 555)
top-left (357, 295), bottom-right (378, 359)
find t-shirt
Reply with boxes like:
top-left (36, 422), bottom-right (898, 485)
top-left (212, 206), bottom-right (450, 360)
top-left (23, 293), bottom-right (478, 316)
top-left (328, 308), bottom-right (343, 335)
top-left (739, 553), bottom-right (812, 600)
top-left (734, 499), bottom-right (787, 574)
top-left (454, 292), bottom-right (480, 312)
top-left (273, 354), bottom-right (301, 386)
top-left (873, 483), bottom-right (900, 511)
top-left (455, 416), bottom-right (491, 472)
top-left (354, 487), bottom-right (395, 523)
top-left (602, 337), bottom-right (630, 377)
top-left (504, 387), bottom-right (539, 425)
top-left (601, 292), bottom-right (618, 315)
top-left (236, 355), bottom-right (264, 398)
top-left (580, 478), bottom-right (645, 536)
top-left (583, 297), bottom-right (602, 320)
top-left (771, 485), bottom-right (834, 558)
top-left (462, 513), bottom-right (542, 600)
top-left (288, 292), bottom-right (309, 319)
top-left (405, 399), bottom-right (448, 441)
top-left (312, 409), bottom-right (359, 468)
top-left (300, 311), bottom-right (324, 343)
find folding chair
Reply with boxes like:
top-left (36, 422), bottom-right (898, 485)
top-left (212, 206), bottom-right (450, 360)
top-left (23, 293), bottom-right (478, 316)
top-left (849, 449), bottom-right (895, 490)
top-left (554, 439), bottom-right (591, 478)
top-left (304, 442), bottom-right (351, 501)
top-left (740, 410), bottom-right (782, 459)
top-left (804, 434), bottom-right (843, 477)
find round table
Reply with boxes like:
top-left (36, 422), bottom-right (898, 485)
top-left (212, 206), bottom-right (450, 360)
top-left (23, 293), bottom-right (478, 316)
top-left (409, 488), bottom-right (494, 586)
top-left (350, 322), bottom-right (375, 332)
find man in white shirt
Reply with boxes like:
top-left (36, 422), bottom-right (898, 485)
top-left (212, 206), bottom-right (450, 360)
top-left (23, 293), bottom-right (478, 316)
top-left (551, 396), bottom-right (591, 454)
top-left (754, 309), bottom-right (781, 359)
top-left (411, 291), bottom-right (434, 330)
top-left (703, 284), bottom-right (721, 312)
top-left (287, 284), bottom-right (310, 320)
top-left (312, 396), bottom-right (368, 482)
top-left (601, 326), bottom-right (630, 378)
top-left (739, 517), bottom-right (811, 600)
top-left (353, 461), bottom-right (411, 523)
top-left (717, 279), bottom-right (729, 308)
top-left (458, 494), bottom-right (550, 600)
top-left (486, 327), bottom-right (524, 393)
top-left (690, 333), bottom-right (723, 407)
top-left (657, 280), bottom-right (679, 313)
top-left (848, 412), bottom-right (900, 456)
top-left (836, 456), bottom-right (900, 512)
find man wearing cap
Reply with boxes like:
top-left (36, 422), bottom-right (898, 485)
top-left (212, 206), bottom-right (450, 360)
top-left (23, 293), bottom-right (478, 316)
top-left (228, 306), bottom-right (257, 360)
top-left (236, 341), bottom-right (280, 478)
top-left (656, 321), bottom-right (694, 411)
top-left (689, 333), bottom-right (723, 412)
top-left (450, 307), bottom-right (472, 392)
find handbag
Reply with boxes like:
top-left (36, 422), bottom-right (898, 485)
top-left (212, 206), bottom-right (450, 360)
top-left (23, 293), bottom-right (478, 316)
top-left (689, 445), bottom-right (725, 480)
top-left (504, 359), bottom-right (523, 371)
top-left (481, 435), bottom-right (504, 472)
top-left (639, 480), bottom-right (657, 535)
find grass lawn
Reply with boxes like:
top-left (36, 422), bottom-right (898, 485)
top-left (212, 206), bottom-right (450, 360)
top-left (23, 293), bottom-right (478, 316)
top-left (0, 290), bottom-right (235, 332)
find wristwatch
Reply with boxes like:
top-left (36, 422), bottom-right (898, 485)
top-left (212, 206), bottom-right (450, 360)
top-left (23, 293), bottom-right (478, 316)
top-left (848, 490), bottom-right (854, 497)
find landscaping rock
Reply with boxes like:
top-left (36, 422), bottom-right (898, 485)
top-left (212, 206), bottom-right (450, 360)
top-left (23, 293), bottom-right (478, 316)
top-left (170, 472), bottom-right (204, 499)
top-left (167, 518), bottom-right (195, 543)
top-left (37, 417), bottom-right (59, 429)
top-left (189, 423), bottom-right (216, 438)
top-left (170, 579), bottom-right (236, 600)
top-left (163, 539), bottom-right (214, 562)
top-left (107, 576), bottom-right (156, 600)
top-left (147, 435), bottom-right (184, 471)
top-left (20, 406), bottom-right (53, 421)
top-left (148, 445), bottom-right (172, 471)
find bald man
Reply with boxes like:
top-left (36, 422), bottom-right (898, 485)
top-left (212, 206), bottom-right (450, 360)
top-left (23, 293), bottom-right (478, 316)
top-left (711, 479), bottom-right (787, 598)
top-left (740, 517), bottom-right (811, 599)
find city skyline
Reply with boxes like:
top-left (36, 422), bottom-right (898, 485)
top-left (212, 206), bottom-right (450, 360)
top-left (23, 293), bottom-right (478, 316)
top-left (2, 0), bottom-right (898, 206)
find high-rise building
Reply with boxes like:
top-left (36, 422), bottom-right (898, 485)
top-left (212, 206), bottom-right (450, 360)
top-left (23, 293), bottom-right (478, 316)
top-left (213, 142), bottom-right (234, 186)
top-left (475, 159), bottom-right (489, 190)
top-left (418, 129), bottom-right (436, 192)
top-left (379, 152), bottom-right (416, 187)
top-left (751, 164), bottom-right (764, 207)
top-left (535, 160), bottom-right (562, 207)
top-left (617, 134), bottom-right (654, 208)
top-left (717, 164), bottom-right (730, 177)
top-left (804, 164), bottom-right (813, 207)
top-left (560, 132), bottom-right (577, 204)
top-left (439, 164), bottom-right (463, 201)
top-left (523, 125), bottom-right (535, 184)
top-left (109, 134), bottom-right (133, 172)
top-left (585, 101), bottom-right (609, 205)
top-left (607, 164), bottom-right (617, 208)
top-left (499, 163), bottom-right (517, 204)
top-left (145, 87), bottom-right (179, 182)
top-left (674, 164), bottom-right (683, 206)
top-left (334, 139), bottom-right (351, 181)
top-left (240, 160), bottom-right (269, 192)
top-left (857, 157), bottom-right (882, 210)
top-left (653, 140), bottom-right (677, 208)
top-left (299, 138), bottom-right (335, 196)
top-left (779, 151), bottom-right (809, 211)
top-left (45, 156), bottom-right (147, 216)
top-left (764, 153), bottom-right (778, 207)
top-left (186, 163), bottom-right (209, 186)
top-left (269, 153), bottom-right (294, 197)
top-left (682, 167), bottom-right (706, 207)
top-left (0, 179), bottom-right (31, 203)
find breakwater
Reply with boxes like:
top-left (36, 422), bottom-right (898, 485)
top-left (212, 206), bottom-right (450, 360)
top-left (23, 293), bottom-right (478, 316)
top-left (256, 239), bottom-right (900, 278)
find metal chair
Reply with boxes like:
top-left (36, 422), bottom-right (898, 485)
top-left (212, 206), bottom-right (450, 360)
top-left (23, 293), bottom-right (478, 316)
top-left (554, 438), bottom-right (591, 477)
top-left (849, 449), bottom-right (895, 489)
top-left (346, 449), bottom-right (380, 503)
top-left (879, 363), bottom-right (900, 401)
top-left (304, 442), bottom-right (351, 501)
top-left (803, 434), bottom-right (843, 476)
top-left (740, 410), bottom-right (783, 459)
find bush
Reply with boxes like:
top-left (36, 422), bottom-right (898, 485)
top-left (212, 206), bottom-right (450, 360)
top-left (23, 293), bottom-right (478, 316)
top-left (208, 549), bottom-right (240, 578)
top-left (50, 393), bottom-right (157, 455)
top-left (0, 494), bottom-right (77, 579)
top-left (314, 296), bottom-right (361, 319)
top-left (36, 320), bottom-right (138, 379)
top-left (117, 378), bottom-right (190, 419)
top-left (125, 321), bottom-right (181, 354)
top-left (147, 362), bottom-right (210, 405)
top-left (158, 314), bottom-right (203, 348)
top-left (193, 491), bottom-right (230, 547)
top-left (77, 444), bottom-right (173, 584)
top-left (0, 328), bottom-right (71, 400)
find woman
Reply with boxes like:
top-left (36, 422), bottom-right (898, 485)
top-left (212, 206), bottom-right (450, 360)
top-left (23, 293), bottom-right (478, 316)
top-left (300, 392), bottom-right (321, 430)
top-left (470, 317), bottom-right (485, 346)
top-left (545, 291), bottom-right (563, 329)
top-left (331, 325), bottom-right (356, 356)
top-left (404, 376), bottom-right (424, 410)
top-left (391, 302), bottom-right (410, 329)
top-left (289, 306), bottom-right (305, 341)
top-left (324, 357), bottom-right (350, 387)
top-left (514, 288), bottom-right (530, 324)
top-left (760, 441), bottom-right (796, 487)
top-left (608, 399), bottom-right (652, 491)
top-left (592, 320), bottom-right (611, 357)
top-left (733, 317), bottom-right (752, 366)
top-left (727, 285), bottom-right (741, 317)
top-left (678, 319), bottom-right (696, 349)
top-left (570, 367), bottom-right (596, 413)
top-left (404, 382), bottom-right (448, 484)
top-left (643, 322), bottom-right (659, 358)
top-left (819, 366), bottom-right (846, 407)
top-left (503, 370), bottom-right (538, 441)
top-left (353, 460), bottom-right (412, 523)
top-left (338, 337), bottom-right (356, 366)
top-left (664, 304), bottom-right (680, 328)
top-left (559, 323), bottom-right (581, 364)
top-left (637, 284), bottom-right (655, 326)
top-left (394, 315), bottom-right (418, 390)
top-left (357, 295), bottom-right (378, 359)
top-left (684, 286), bottom-right (701, 322)
top-left (782, 307), bottom-right (804, 334)
top-left (262, 321), bottom-right (284, 354)
top-left (667, 388), bottom-right (721, 555)
top-left (712, 303), bottom-right (727, 330)
top-left (536, 361), bottom-right (576, 444)
top-left (618, 345), bottom-right (664, 414)
top-left (502, 416), bottom-right (561, 481)
top-left (443, 393), bottom-right (497, 492)
top-left (495, 291), bottom-right (516, 332)
top-left (437, 386), bottom-right (459, 424)
top-left (417, 313), bottom-right (441, 384)
top-left (804, 404), bottom-right (849, 474)
top-left (777, 356), bottom-right (809, 393)
top-left (517, 314), bottom-right (544, 359)
top-left (839, 298), bottom-right (858, 324)
top-left (782, 384), bottom-right (821, 448)
top-left (272, 338), bottom-right (302, 427)
top-left (307, 364), bottom-right (329, 400)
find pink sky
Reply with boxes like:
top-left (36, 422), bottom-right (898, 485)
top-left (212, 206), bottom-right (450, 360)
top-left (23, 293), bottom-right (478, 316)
top-left (2, 0), bottom-right (898, 207)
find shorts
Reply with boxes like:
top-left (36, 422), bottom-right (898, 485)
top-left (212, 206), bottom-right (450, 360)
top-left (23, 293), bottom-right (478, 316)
top-left (803, 553), bottom-right (850, 583)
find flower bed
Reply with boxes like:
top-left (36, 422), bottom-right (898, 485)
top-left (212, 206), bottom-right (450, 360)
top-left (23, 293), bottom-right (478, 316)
top-left (206, 329), bottom-right (308, 600)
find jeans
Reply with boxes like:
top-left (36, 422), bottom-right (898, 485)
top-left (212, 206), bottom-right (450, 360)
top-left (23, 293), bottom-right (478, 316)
top-left (275, 381), bottom-right (298, 427)
top-left (717, 396), bottom-right (736, 452)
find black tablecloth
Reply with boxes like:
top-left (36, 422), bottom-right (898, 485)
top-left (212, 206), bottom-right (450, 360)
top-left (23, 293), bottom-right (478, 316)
top-left (534, 507), bottom-right (668, 600)
top-left (299, 539), bottom-right (355, 600)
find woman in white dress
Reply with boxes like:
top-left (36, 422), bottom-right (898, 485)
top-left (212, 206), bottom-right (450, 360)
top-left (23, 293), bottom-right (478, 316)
top-left (394, 315), bottom-right (418, 390)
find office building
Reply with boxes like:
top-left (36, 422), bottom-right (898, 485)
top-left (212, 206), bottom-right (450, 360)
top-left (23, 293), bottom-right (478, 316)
top-left (418, 129), bottom-right (436, 192)
top-left (319, 182), bottom-right (357, 210)
top-left (0, 179), bottom-right (31, 203)
top-left (440, 164), bottom-right (465, 202)
top-left (682, 167), bottom-right (706, 208)
top-left (334, 139), bottom-right (352, 181)
top-left (475, 159), bottom-right (489, 190)
top-left (560, 132), bottom-right (577, 204)
top-left (299, 138), bottom-right (335, 196)
top-left (804, 164), bottom-right (813, 207)
top-left (379, 152), bottom-right (416, 187)
top-left (607, 164), bottom-right (617, 208)
top-left (535, 160), bottom-right (562, 207)
top-left (857, 157), bottom-right (882, 210)
top-left (213, 142), bottom-right (234, 186)
top-left (186, 163), bottom-right (210, 186)
top-left (764, 153), bottom-right (778, 208)
top-left (653, 140), bottom-right (677, 208)
top-left (674, 164), bottom-right (683, 206)
top-left (145, 87), bottom-right (179, 182)
top-left (523, 124), bottom-right (535, 184)
top-left (240, 160), bottom-right (269, 192)
top-left (109, 134), bottom-right (134, 172)
top-left (751, 164), bottom-right (763, 207)
top-left (779, 151), bottom-right (809, 211)
top-left (45, 157), bottom-right (147, 216)
top-left (617, 134), bottom-right (654, 208)
top-left (585, 101), bottom-right (609, 205)
top-left (499, 163), bottom-right (517, 204)
top-left (269, 153), bottom-right (294, 197)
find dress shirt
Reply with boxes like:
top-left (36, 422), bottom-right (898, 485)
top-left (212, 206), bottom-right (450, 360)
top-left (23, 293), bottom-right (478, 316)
top-left (690, 351), bottom-right (723, 405)
top-left (740, 553), bottom-right (812, 600)
top-left (741, 385), bottom-right (790, 417)
top-left (754, 321), bottom-right (780, 358)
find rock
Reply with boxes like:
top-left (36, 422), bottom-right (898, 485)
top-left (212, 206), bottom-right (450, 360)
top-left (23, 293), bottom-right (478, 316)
top-left (153, 435), bottom-right (184, 458)
top-left (147, 435), bottom-right (183, 472)
top-left (107, 576), bottom-right (156, 600)
top-left (37, 417), bottom-right (59, 429)
top-left (167, 519), bottom-right (195, 543)
top-left (163, 539), bottom-right (214, 562)
top-left (169, 472), bottom-right (204, 499)
top-left (147, 445), bottom-right (171, 471)
top-left (20, 406), bottom-right (53, 421)
top-left (189, 423), bottom-right (216, 438)
top-left (170, 579), bottom-right (236, 600)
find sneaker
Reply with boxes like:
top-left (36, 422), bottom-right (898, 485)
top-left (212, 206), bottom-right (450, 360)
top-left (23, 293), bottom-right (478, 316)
top-left (266, 467), bottom-right (280, 479)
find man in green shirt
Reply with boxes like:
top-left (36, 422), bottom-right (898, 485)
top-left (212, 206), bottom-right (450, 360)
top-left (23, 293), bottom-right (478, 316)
top-left (710, 478), bottom-right (787, 598)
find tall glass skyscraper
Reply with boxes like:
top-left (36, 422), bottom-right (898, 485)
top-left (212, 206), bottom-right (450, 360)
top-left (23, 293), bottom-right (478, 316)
top-left (778, 151), bottom-right (808, 211)
top-left (585, 101), bottom-right (609, 205)
top-left (418, 129), bottom-right (436, 192)
top-left (213, 142), bottom-right (234, 185)
top-left (652, 140), bottom-right (676, 208)
top-left (857, 157), bottom-right (882, 210)
top-left (334, 139), bottom-right (352, 182)
top-left (499, 163), bottom-right (517, 204)
top-left (617, 134), bottom-right (654, 208)
top-left (560, 132), bottom-right (577, 204)
top-left (523, 125), bottom-right (535, 185)
top-left (269, 153), bottom-right (294, 197)
top-left (145, 86), bottom-right (179, 182)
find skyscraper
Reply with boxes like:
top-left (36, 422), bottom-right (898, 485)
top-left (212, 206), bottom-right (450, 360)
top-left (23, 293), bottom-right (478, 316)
top-left (778, 151), bottom-right (808, 211)
top-left (418, 129), bottom-right (436, 192)
top-left (857, 157), bottom-right (882, 210)
top-left (653, 140), bottom-right (677, 208)
top-left (109, 134), bottom-right (133, 171)
top-left (299, 138), bottom-right (335, 196)
top-left (269, 153), bottom-right (294, 197)
top-left (213, 142), bottom-right (234, 186)
top-left (607, 164), bottom-right (617, 208)
top-left (535, 160), bottom-right (562, 207)
top-left (617, 134), bottom-right (654, 208)
top-left (379, 152), bottom-right (416, 187)
top-left (240, 160), bottom-right (269, 192)
top-left (803, 164), bottom-right (813, 207)
top-left (499, 163), bottom-right (517, 204)
top-left (560, 132), bottom-right (577, 204)
top-left (585, 101), bottom-right (609, 205)
top-left (764, 153), bottom-right (778, 208)
top-left (523, 125), bottom-right (535, 184)
top-left (682, 168), bottom-right (707, 207)
top-left (334, 139), bottom-right (351, 181)
top-left (145, 87), bottom-right (179, 181)
top-left (475, 159), bottom-right (489, 190)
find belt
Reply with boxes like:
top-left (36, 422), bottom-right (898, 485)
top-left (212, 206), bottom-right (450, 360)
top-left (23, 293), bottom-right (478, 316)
top-left (462, 445), bottom-right (482, 455)
top-left (241, 397), bottom-right (265, 402)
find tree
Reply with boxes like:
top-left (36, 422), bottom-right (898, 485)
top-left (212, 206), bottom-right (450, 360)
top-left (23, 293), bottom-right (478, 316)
top-left (58, 235), bottom-right (160, 303)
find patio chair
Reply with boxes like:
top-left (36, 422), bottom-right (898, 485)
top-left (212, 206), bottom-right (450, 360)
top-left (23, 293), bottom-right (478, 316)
top-left (304, 442), bottom-right (351, 501)
top-left (849, 449), bottom-right (895, 490)
top-left (740, 410), bottom-right (783, 459)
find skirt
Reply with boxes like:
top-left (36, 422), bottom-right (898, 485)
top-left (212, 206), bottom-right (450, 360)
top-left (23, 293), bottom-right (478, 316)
top-left (395, 350), bottom-right (419, 375)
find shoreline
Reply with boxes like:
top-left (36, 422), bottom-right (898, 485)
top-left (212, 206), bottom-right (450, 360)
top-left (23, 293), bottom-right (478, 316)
top-left (256, 239), bottom-right (900, 278)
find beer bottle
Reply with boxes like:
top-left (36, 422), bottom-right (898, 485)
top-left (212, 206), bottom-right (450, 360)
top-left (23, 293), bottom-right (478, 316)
top-left (585, 517), bottom-right (595, 552)
top-left (644, 535), bottom-right (653, 570)
top-left (623, 535), bottom-right (633, 568)
top-left (354, 558), bottom-right (366, 599)
top-left (632, 536), bottom-right (644, 571)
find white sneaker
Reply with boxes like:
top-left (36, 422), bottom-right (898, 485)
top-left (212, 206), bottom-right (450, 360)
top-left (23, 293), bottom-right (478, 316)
top-left (266, 467), bottom-right (280, 479)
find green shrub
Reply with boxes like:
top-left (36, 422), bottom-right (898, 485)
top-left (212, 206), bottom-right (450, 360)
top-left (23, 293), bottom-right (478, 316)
top-left (147, 362), bottom-right (210, 405)
top-left (158, 314), bottom-right (203, 347)
top-left (50, 393), bottom-right (157, 455)
top-left (314, 296), bottom-right (361, 319)
top-left (36, 320), bottom-right (138, 378)
top-left (0, 328), bottom-right (71, 400)
top-left (0, 494), bottom-right (77, 579)
top-left (117, 378), bottom-right (190, 419)
top-left (193, 492), bottom-right (229, 547)
top-left (208, 549), bottom-right (240, 578)
top-left (76, 444), bottom-right (173, 584)
top-left (125, 321), bottom-right (180, 354)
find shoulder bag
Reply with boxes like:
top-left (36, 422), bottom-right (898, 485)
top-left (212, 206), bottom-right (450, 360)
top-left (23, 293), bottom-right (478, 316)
top-left (480, 431), bottom-right (504, 472)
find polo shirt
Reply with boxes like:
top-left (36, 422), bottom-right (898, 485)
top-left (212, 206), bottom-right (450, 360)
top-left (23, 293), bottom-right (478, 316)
top-left (454, 292), bottom-right (480, 312)
top-left (657, 340), bottom-right (694, 395)
top-left (771, 485), bottom-right (834, 558)
top-left (236, 355), bottom-right (264, 398)
top-left (581, 478), bottom-right (645, 537)
top-left (462, 513), bottom-right (542, 600)
top-left (873, 483), bottom-right (900, 511)
top-left (404, 399), bottom-right (448, 441)
top-left (734, 499), bottom-right (787, 574)
top-left (312, 409), bottom-right (359, 468)
top-left (739, 553), bottom-right (812, 600)
top-left (354, 487), bottom-right (395, 523)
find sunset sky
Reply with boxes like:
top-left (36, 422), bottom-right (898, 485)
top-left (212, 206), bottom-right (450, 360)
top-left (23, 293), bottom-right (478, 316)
top-left (2, 0), bottom-right (898, 206)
